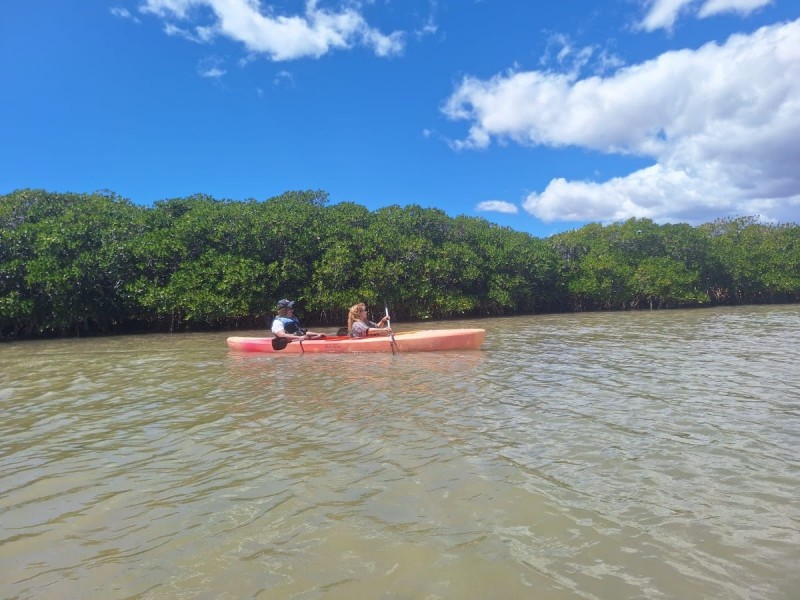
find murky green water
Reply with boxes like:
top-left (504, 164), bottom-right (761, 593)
top-left (1, 305), bottom-right (798, 599)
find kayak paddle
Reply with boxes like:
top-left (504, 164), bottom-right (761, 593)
top-left (385, 305), bottom-right (396, 355)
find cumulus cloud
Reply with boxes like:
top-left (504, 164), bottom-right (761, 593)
top-left (443, 19), bottom-right (800, 225)
top-left (476, 200), bottom-right (518, 214)
top-left (638, 0), bottom-right (773, 32)
top-left (139, 0), bottom-right (404, 60)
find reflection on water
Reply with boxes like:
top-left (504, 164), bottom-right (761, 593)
top-left (1, 306), bottom-right (799, 599)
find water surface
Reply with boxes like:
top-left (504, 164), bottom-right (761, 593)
top-left (1, 305), bottom-right (798, 599)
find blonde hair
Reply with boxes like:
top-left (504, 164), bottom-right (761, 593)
top-left (347, 303), bottom-right (367, 331)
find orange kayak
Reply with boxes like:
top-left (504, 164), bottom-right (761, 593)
top-left (226, 329), bottom-right (486, 353)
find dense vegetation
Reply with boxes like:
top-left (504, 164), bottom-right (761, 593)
top-left (1, 189), bottom-right (798, 340)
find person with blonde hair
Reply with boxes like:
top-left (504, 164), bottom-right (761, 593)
top-left (347, 303), bottom-right (392, 338)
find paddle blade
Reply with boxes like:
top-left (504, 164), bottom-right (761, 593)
top-left (271, 337), bottom-right (289, 351)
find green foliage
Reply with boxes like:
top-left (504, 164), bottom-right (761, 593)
top-left (632, 257), bottom-right (705, 308)
top-left (1, 189), bottom-right (146, 336)
top-left (553, 218), bottom-right (718, 310)
top-left (136, 251), bottom-right (269, 330)
top-left (701, 217), bottom-right (800, 303)
top-left (1, 189), bottom-right (798, 340)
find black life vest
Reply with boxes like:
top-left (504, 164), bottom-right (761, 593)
top-left (273, 316), bottom-right (306, 335)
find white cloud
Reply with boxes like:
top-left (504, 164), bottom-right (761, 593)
top-left (197, 56), bottom-right (226, 78)
top-left (698, 0), bottom-right (773, 18)
top-left (637, 0), bottom-right (773, 32)
top-left (111, 6), bottom-right (140, 23)
top-left (594, 49), bottom-right (626, 76)
top-left (164, 21), bottom-right (207, 42)
top-left (476, 200), bottom-right (518, 214)
top-left (200, 66), bottom-right (226, 78)
top-left (415, 0), bottom-right (439, 39)
top-left (273, 69), bottom-right (294, 87)
top-left (139, 0), bottom-right (405, 60)
top-left (415, 19), bottom-right (438, 40)
top-left (443, 19), bottom-right (800, 225)
top-left (638, 0), bottom-right (695, 31)
top-left (539, 33), bottom-right (626, 80)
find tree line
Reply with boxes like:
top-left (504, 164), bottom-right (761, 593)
top-left (1, 189), bottom-right (798, 340)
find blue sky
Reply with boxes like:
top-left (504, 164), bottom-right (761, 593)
top-left (2, 0), bottom-right (799, 237)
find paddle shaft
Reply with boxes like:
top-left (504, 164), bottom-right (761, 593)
top-left (385, 306), bottom-right (396, 355)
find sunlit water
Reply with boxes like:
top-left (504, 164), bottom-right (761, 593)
top-left (1, 306), bottom-right (798, 599)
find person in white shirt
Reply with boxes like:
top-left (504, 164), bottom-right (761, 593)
top-left (271, 299), bottom-right (325, 341)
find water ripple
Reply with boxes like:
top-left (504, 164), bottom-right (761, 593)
top-left (1, 306), bottom-right (799, 599)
